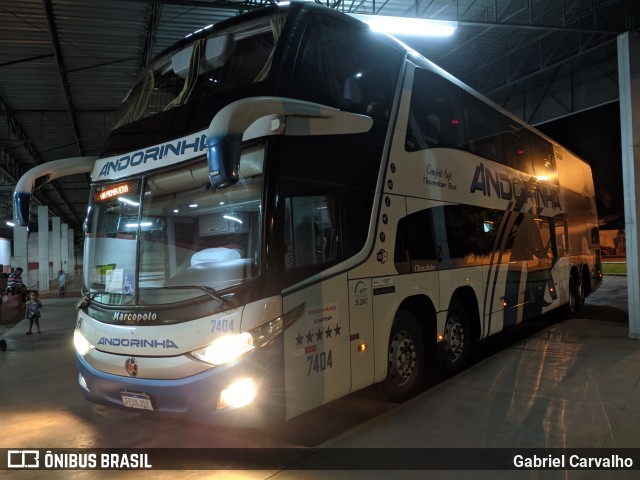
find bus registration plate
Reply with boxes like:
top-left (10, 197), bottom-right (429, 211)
top-left (121, 391), bottom-right (153, 411)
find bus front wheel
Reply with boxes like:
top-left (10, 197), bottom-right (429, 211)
top-left (438, 300), bottom-right (470, 374)
top-left (383, 310), bottom-right (425, 403)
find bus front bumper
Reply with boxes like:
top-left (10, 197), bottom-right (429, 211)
top-left (75, 336), bottom-right (284, 427)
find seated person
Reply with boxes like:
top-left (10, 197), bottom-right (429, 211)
top-left (7, 267), bottom-right (28, 301)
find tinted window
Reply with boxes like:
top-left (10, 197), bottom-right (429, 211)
top-left (395, 204), bottom-right (560, 274)
top-left (405, 69), bottom-right (465, 151)
top-left (290, 16), bottom-right (402, 122)
top-left (524, 130), bottom-right (556, 182)
top-left (284, 195), bottom-right (339, 270)
top-left (404, 70), bottom-right (557, 180)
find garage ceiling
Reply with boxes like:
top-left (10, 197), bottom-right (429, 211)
top-left (0, 0), bottom-right (637, 237)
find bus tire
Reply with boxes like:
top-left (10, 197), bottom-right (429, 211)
top-left (438, 300), bottom-right (470, 374)
top-left (383, 310), bottom-right (425, 403)
top-left (566, 275), bottom-right (584, 317)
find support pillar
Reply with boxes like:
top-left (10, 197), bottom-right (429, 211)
top-left (68, 227), bottom-right (74, 273)
top-left (12, 225), bottom-right (28, 279)
top-left (618, 32), bottom-right (640, 339)
top-left (38, 206), bottom-right (49, 291)
top-left (61, 224), bottom-right (69, 275)
top-left (52, 217), bottom-right (61, 274)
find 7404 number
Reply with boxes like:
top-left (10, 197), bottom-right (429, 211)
top-left (211, 318), bottom-right (234, 333)
top-left (307, 350), bottom-right (333, 375)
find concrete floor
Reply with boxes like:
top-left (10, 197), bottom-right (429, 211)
top-left (1, 276), bottom-right (638, 479)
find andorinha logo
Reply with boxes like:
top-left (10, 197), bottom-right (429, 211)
top-left (97, 337), bottom-right (178, 349)
top-left (97, 132), bottom-right (207, 178)
top-left (470, 162), bottom-right (561, 211)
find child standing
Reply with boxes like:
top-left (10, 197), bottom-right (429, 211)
top-left (25, 290), bottom-right (43, 335)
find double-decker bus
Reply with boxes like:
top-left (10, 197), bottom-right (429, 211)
top-left (15, 2), bottom-right (602, 426)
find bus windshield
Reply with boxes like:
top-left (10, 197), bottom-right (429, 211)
top-left (84, 145), bottom-right (264, 306)
top-left (111, 13), bottom-right (286, 132)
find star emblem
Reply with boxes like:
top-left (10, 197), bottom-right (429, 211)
top-left (295, 332), bottom-right (303, 346)
top-left (305, 330), bottom-right (314, 344)
top-left (334, 324), bottom-right (341, 336)
top-left (315, 328), bottom-right (323, 341)
top-left (325, 326), bottom-right (332, 338)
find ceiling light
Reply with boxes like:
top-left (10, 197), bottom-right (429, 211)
top-left (350, 14), bottom-right (457, 37)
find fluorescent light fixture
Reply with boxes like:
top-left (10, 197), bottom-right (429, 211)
top-left (189, 203), bottom-right (198, 208)
top-left (350, 14), bottom-right (457, 37)
top-left (125, 222), bottom-right (152, 228)
top-left (6, 221), bottom-right (15, 227)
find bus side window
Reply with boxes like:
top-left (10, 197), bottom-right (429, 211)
top-left (284, 195), bottom-right (338, 271)
top-left (525, 131), bottom-right (556, 183)
top-left (394, 209), bottom-right (438, 273)
top-left (460, 90), bottom-right (534, 175)
top-left (290, 16), bottom-right (402, 122)
top-left (405, 69), bottom-right (464, 152)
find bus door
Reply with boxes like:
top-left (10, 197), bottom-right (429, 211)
top-left (281, 195), bottom-right (351, 420)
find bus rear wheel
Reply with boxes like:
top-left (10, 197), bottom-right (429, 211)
top-left (383, 310), bottom-right (425, 403)
top-left (438, 300), bottom-right (470, 374)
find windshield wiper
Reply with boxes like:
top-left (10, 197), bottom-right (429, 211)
top-left (162, 285), bottom-right (233, 308)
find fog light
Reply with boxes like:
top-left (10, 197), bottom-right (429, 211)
top-left (217, 378), bottom-right (256, 410)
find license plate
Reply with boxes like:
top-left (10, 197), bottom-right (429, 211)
top-left (121, 391), bottom-right (154, 411)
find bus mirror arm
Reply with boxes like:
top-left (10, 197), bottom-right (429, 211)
top-left (206, 97), bottom-right (372, 189)
top-left (13, 156), bottom-right (97, 226)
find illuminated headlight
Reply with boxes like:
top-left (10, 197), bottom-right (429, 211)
top-left (218, 378), bottom-right (257, 410)
top-left (74, 329), bottom-right (95, 356)
top-left (190, 317), bottom-right (283, 366)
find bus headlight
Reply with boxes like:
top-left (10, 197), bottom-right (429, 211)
top-left (191, 317), bottom-right (283, 366)
top-left (74, 329), bottom-right (95, 356)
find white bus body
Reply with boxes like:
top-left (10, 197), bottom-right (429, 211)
top-left (15, 2), bottom-right (601, 426)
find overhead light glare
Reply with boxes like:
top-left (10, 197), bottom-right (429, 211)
top-left (350, 14), bottom-right (457, 37)
top-left (223, 215), bottom-right (243, 224)
top-left (118, 197), bottom-right (140, 207)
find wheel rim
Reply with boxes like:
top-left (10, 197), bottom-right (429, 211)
top-left (387, 330), bottom-right (417, 387)
top-left (444, 315), bottom-right (465, 363)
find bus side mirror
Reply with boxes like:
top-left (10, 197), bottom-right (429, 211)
top-left (206, 97), bottom-right (372, 190)
top-left (207, 133), bottom-right (243, 189)
top-left (13, 192), bottom-right (31, 226)
top-left (13, 156), bottom-right (97, 226)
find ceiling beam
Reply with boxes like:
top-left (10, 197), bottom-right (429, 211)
top-left (122, 0), bottom-right (265, 12)
top-left (42, 0), bottom-right (83, 157)
top-left (483, 37), bottom-right (617, 97)
top-left (0, 97), bottom-right (81, 226)
top-left (140, 2), bottom-right (163, 70)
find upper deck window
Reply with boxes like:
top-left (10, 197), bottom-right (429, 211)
top-left (289, 15), bottom-right (402, 123)
top-left (112, 15), bottom-right (286, 131)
